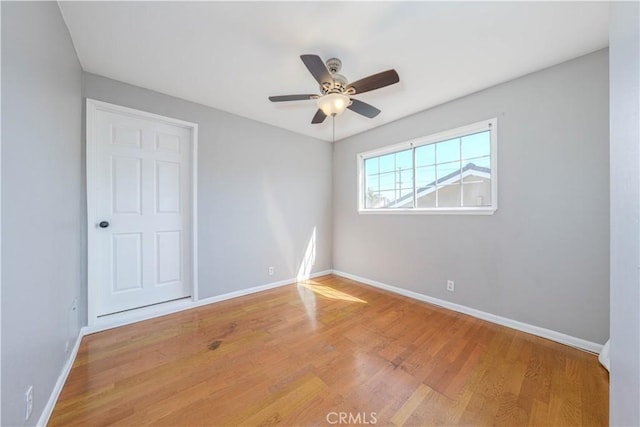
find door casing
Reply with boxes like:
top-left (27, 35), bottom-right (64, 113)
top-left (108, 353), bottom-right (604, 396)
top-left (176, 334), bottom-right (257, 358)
top-left (86, 99), bottom-right (199, 326)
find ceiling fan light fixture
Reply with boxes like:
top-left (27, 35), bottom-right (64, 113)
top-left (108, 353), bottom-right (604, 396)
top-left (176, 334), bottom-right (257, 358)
top-left (317, 93), bottom-right (351, 117)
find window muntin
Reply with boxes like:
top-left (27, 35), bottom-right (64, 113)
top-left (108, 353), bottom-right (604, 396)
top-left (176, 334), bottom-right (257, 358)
top-left (364, 149), bottom-right (414, 209)
top-left (359, 119), bottom-right (497, 214)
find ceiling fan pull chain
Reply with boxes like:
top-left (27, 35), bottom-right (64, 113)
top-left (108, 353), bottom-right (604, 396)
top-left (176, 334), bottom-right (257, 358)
top-left (333, 115), bottom-right (335, 143)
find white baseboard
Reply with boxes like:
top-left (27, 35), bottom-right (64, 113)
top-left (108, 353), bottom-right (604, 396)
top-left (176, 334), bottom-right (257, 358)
top-left (37, 328), bottom-right (84, 427)
top-left (84, 270), bottom-right (333, 335)
top-left (192, 270), bottom-right (333, 309)
top-left (332, 270), bottom-right (603, 354)
top-left (38, 270), bottom-right (333, 424)
top-left (598, 339), bottom-right (610, 371)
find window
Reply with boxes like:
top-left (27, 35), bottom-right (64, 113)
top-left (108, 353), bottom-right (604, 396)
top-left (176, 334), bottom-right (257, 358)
top-left (358, 119), bottom-right (497, 214)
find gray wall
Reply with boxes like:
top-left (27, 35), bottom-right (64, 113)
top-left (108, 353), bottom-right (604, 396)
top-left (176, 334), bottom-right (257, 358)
top-left (333, 49), bottom-right (609, 344)
top-left (609, 2), bottom-right (640, 425)
top-left (1, 2), bottom-right (83, 426)
top-left (82, 73), bottom-right (333, 313)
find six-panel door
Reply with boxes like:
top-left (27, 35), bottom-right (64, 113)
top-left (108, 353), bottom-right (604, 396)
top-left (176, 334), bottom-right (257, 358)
top-left (93, 109), bottom-right (192, 316)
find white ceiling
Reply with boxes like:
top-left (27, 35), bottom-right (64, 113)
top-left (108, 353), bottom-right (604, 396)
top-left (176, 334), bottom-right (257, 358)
top-left (58, 1), bottom-right (609, 142)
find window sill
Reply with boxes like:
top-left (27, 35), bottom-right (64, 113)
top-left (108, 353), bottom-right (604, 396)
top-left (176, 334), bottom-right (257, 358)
top-left (358, 207), bottom-right (497, 215)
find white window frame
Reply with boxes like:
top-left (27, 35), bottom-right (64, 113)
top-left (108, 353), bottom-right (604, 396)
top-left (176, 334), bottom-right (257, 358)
top-left (357, 118), bottom-right (498, 215)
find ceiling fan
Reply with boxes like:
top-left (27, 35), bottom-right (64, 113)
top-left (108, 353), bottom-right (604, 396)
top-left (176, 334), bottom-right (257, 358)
top-left (269, 55), bottom-right (400, 124)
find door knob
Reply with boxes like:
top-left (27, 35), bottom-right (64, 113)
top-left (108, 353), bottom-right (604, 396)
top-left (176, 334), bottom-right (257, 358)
top-left (99, 221), bottom-right (110, 228)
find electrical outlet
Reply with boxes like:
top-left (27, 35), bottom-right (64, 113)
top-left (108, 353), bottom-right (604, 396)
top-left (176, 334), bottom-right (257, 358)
top-left (268, 266), bottom-right (274, 276)
top-left (25, 385), bottom-right (33, 421)
top-left (447, 280), bottom-right (455, 292)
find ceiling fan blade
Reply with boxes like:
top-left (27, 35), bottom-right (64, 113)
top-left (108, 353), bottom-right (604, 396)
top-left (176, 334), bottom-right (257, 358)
top-left (269, 94), bottom-right (317, 102)
top-left (300, 54), bottom-right (333, 86)
top-left (348, 98), bottom-right (381, 118)
top-left (346, 69), bottom-right (400, 94)
top-left (311, 109), bottom-right (327, 124)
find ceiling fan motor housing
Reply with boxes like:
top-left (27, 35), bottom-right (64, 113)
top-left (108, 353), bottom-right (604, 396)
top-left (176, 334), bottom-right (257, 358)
top-left (326, 58), bottom-right (342, 73)
top-left (323, 58), bottom-right (348, 93)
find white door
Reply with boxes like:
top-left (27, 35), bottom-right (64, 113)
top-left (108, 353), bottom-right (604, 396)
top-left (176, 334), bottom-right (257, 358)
top-left (87, 100), bottom-right (197, 318)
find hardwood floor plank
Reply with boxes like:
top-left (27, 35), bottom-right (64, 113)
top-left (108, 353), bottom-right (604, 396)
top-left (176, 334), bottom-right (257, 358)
top-left (390, 383), bottom-right (432, 426)
top-left (49, 275), bottom-right (608, 426)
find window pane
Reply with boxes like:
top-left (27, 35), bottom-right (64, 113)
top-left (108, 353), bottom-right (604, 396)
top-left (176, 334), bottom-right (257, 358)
top-left (416, 165), bottom-right (435, 187)
top-left (378, 191), bottom-right (395, 207)
top-left (417, 187), bottom-right (436, 208)
top-left (462, 159), bottom-right (491, 207)
top-left (392, 188), bottom-right (414, 208)
top-left (469, 155), bottom-right (490, 169)
top-left (416, 166), bottom-right (436, 208)
top-left (416, 164), bottom-right (436, 208)
top-left (365, 174), bottom-right (379, 192)
top-left (462, 178), bottom-right (492, 206)
top-left (388, 163), bottom-right (414, 208)
top-left (436, 161), bottom-right (461, 182)
top-left (396, 149), bottom-right (412, 170)
top-left (416, 144), bottom-right (435, 167)
top-left (396, 167), bottom-right (413, 190)
top-left (437, 160), bottom-right (461, 207)
top-left (379, 172), bottom-right (395, 191)
top-left (461, 131), bottom-right (491, 161)
top-left (364, 149), bottom-right (414, 209)
top-left (379, 153), bottom-right (395, 173)
top-left (365, 157), bottom-right (379, 175)
top-left (437, 184), bottom-right (462, 207)
top-left (365, 188), bottom-right (385, 209)
top-left (436, 138), bottom-right (460, 164)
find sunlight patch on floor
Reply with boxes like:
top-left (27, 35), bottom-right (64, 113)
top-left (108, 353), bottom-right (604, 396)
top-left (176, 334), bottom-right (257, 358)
top-left (296, 283), bottom-right (318, 329)
top-left (297, 282), bottom-right (367, 303)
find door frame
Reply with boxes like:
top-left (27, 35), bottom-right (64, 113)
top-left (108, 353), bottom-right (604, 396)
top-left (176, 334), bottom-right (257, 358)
top-left (86, 98), bottom-right (199, 326)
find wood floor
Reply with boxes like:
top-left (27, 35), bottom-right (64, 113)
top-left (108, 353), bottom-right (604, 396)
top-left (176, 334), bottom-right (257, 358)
top-left (50, 275), bottom-right (608, 426)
